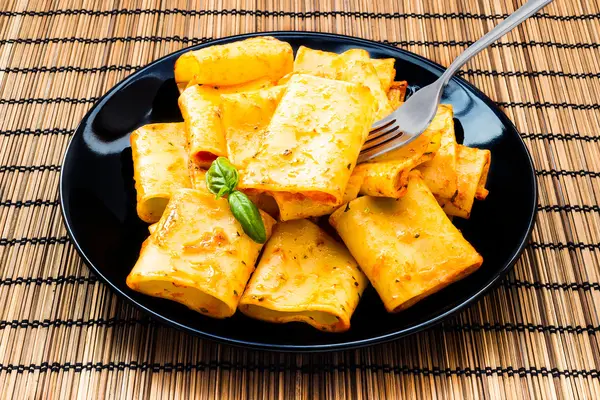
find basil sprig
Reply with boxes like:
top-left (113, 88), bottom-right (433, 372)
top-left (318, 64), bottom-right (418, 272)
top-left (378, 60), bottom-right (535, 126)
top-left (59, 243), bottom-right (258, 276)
top-left (206, 157), bottom-right (267, 244)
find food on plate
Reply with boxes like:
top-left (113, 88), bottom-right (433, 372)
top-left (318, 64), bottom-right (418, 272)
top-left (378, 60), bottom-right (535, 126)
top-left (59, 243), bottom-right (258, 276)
top-left (126, 188), bottom-right (275, 318)
top-left (353, 105), bottom-right (453, 198)
top-left (220, 85), bottom-right (287, 168)
top-left (272, 168), bottom-right (365, 221)
top-left (130, 122), bottom-right (191, 223)
top-left (415, 104), bottom-right (458, 198)
top-left (436, 145), bottom-right (491, 219)
top-left (387, 80), bottom-right (408, 109)
top-left (329, 171), bottom-right (483, 312)
top-left (239, 219), bottom-right (368, 332)
top-left (238, 74), bottom-right (376, 205)
top-left (127, 36), bottom-right (491, 331)
top-left (174, 36), bottom-right (293, 87)
top-left (184, 75), bottom-right (275, 94)
top-left (293, 46), bottom-right (396, 91)
top-left (178, 85), bottom-right (225, 167)
top-left (334, 59), bottom-right (393, 119)
top-left (370, 58), bottom-right (396, 92)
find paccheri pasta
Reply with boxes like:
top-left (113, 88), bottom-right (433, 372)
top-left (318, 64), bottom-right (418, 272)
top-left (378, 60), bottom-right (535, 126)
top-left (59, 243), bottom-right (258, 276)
top-left (239, 219), bottom-right (368, 332)
top-left (130, 122), bottom-right (191, 223)
top-left (127, 36), bottom-right (490, 332)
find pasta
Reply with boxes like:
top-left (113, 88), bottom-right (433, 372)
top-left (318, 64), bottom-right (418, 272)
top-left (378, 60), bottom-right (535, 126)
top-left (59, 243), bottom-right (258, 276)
top-left (416, 104), bottom-right (458, 198)
top-left (239, 219), bottom-right (368, 332)
top-left (293, 46), bottom-right (396, 91)
top-left (178, 85), bottom-right (225, 168)
top-left (184, 75), bottom-right (275, 94)
top-left (174, 36), bottom-right (293, 87)
top-left (127, 37), bottom-right (491, 331)
top-left (436, 144), bottom-right (491, 219)
top-left (387, 80), bottom-right (408, 109)
top-left (333, 59), bottom-right (393, 119)
top-left (330, 171), bottom-right (483, 312)
top-left (353, 105), bottom-right (453, 198)
top-left (239, 74), bottom-right (376, 204)
top-left (126, 188), bottom-right (275, 318)
top-left (273, 168), bottom-right (365, 221)
top-left (220, 85), bottom-right (287, 168)
top-left (130, 122), bottom-right (191, 223)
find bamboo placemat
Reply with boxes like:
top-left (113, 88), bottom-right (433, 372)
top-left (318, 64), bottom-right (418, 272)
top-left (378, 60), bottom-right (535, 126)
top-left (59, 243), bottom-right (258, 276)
top-left (1, 0), bottom-right (599, 398)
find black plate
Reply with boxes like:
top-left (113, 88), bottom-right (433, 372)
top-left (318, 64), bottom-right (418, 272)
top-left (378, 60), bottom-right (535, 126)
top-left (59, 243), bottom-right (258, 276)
top-left (60, 32), bottom-right (537, 352)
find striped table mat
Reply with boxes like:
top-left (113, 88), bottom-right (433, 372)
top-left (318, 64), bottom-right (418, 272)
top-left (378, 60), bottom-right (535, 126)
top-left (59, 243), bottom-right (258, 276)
top-left (1, 0), bottom-right (599, 398)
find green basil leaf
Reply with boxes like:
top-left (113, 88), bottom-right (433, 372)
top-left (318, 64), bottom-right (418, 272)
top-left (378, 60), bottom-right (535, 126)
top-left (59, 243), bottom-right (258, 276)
top-left (206, 157), bottom-right (239, 198)
top-left (228, 190), bottom-right (267, 244)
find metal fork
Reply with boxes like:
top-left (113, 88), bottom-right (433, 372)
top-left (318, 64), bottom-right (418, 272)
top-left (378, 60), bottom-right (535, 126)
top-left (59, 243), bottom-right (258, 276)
top-left (358, 0), bottom-right (553, 163)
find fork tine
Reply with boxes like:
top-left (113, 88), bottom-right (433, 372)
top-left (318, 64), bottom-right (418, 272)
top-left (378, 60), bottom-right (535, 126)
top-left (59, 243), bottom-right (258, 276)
top-left (366, 121), bottom-right (399, 141)
top-left (370, 112), bottom-right (397, 131)
top-left (358, 131), bottom-right (413, 163)
top-left (362, 123), bottom-right (402, 151)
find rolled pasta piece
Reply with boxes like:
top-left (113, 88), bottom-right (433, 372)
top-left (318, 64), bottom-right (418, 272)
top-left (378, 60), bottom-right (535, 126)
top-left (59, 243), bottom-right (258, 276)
top-left (436, 144), bottom-right (491, 219)
top-left (174, 36), bottom-right (293, 87)
top-left (178, 85), bottom-right (225, 168)
top-left (220, 85), bottom-right (287, 168)
top-left (239, 219), bottom-right (368, 332)
top-left (387, 80), bottom-right (407, 109)
top-left (353, 105), bottom-right (453, 198)
top-left (333, 59), bottom-right (393, 120)
top-left (293, 46), bottom-right (396, 91)
top-left (330, 171), bottom-right (483, 312)
top-left (416, 104), bottom-right (458, 199)
top-left (273, 168), bottom-right (365, 221)
top-left (184, 75), bottom-right (276, 94)
top-left (130, 122), bottom-right (191, 223)
top-left (293, 46), bottom-right (339, 77)
top-left (371, 58), bottom-right (396, 92)
top-left (239, 74), bottom-right (376, 205)
top-left (126, 188), bottom-right (276, 318)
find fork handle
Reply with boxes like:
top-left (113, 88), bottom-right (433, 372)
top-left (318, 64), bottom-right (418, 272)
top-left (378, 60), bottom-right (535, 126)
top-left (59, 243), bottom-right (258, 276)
top-left (438, 0), bottom-right (553, 86)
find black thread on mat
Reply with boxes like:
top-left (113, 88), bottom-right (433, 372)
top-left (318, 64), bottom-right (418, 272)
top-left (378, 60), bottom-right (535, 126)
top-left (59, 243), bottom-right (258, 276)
top-left (3, 65), bottom-right (599, 82)
top-left (0, 8), bottom-right (598, 21)
top-left (0, 65), bottom-right (139, 74)
top-left (0, 362), bottom-right (597, 377)
top-left (0, 318), bottom-right (150, 329)
top-left (0, 97), bottom-right (99, 105)
top-left (504, 279), bottom-right (600, 292)
top-left (382, 39), bottom-right (600, 49)
top-left (0, 199), bottom-right (60, 208)
top-left (0, 128), bottom-right (74, 137)
top-left (0, 36), bottom-right (214, 46)
top-left (537, 204), bottom-right (600, 213)
top-left (444, 322), bottom-right (600, 335)
top-left (521, 133), bottom-right (600, 142)
top-left (0, 236), bottom-right (69, 246)
top-left (536, 169), bottom-right (600, 178)
top-left (0, 165), bottom-right (61, 173)
top-left (3, 317), bottom-right (598, 336)
top-left (496, 101), bottom-right (600, 110)
top-left (529, 242), bottom-right (600, 251)
top-left (1, 36), bottom-right (598, 50)
top-left (0, 275), bottom-right (98, 286)
top-left (458, 69), bottom-right (600, 80)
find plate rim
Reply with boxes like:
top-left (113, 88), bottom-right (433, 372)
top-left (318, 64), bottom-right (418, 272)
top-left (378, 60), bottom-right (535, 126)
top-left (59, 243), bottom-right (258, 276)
top-left (59, 30), bottom-right (538, 352)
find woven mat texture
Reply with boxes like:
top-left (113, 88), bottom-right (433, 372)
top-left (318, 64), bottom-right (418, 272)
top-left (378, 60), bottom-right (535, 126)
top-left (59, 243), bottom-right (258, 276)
top-left (1, 0), bottom-right (600, 398)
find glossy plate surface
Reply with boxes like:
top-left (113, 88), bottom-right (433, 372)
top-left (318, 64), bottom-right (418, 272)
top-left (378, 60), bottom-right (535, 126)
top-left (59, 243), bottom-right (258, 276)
top-left (60, 32), bottom-right (537, 351)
